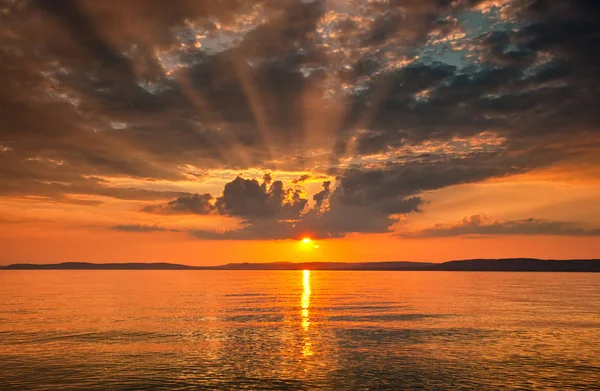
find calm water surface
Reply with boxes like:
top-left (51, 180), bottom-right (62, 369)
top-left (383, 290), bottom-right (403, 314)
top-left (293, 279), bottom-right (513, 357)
top-left (1, 271), bottom-right (599, 390)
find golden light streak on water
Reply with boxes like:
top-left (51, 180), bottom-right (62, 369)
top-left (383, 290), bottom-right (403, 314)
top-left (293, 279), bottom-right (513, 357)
top-left (301, 270), bottom-right (313, 357)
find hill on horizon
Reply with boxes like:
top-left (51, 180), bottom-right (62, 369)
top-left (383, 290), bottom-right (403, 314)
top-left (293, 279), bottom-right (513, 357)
top-left (2, 259), bottom-right (599, 272)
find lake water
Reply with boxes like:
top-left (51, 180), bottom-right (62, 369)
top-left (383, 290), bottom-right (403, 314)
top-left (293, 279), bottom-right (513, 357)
top-left (1, 271), bottom-right (599, 390)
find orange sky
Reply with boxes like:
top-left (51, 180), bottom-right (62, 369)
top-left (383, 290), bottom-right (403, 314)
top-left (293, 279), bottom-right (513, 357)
top-left (1, 226), bottom-right (599, 265)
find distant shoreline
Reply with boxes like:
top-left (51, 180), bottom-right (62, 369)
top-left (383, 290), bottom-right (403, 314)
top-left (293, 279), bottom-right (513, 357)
top-left (1, 259), bottom-right (599, 272)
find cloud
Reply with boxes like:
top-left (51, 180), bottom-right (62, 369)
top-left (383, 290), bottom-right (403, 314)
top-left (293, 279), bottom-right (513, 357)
top-left (143, 175), bottom-right (308, 219)
top-left (292, 174), bottom-right (311, 184)
top-left (142, 193), bottom-right (215, 215)
top-left (177, 175), bottom-right (419, 239)
top-left (191, 219), bottom-right (317, 241)
top-left (141, 173), bottom-right (414, 239)
top-left (110, 224), bottom-right (180, 233)
top-left (402, 214), bottom-right (600, 238)
top-left (330, 151), bottom-right (522, 216)
top-left (215, 176), bottom-right (307, 218)
top-left (313, 181), bottom-right (331, 209)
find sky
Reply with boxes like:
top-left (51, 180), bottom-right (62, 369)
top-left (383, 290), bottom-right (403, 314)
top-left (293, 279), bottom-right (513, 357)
top-left (1, 0), bottom-right (599, 265)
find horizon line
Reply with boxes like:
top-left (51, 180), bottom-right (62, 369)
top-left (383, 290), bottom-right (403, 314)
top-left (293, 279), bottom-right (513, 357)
top-left (2, 258), bottom-right (600, 272)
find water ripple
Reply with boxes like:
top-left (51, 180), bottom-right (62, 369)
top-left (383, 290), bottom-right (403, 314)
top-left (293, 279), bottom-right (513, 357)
top-left (0, 271), bottom-right (598, 390)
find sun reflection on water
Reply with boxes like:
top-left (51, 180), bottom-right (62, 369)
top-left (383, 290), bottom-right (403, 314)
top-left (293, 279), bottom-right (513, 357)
top-left (301, 270), bottom-right (313, 357)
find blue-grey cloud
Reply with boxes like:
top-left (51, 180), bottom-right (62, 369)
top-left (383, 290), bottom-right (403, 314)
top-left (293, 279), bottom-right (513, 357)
top-left (401, 214), bottom-right (600, 238)
top-left (110, 224), bottom-right (180, 233)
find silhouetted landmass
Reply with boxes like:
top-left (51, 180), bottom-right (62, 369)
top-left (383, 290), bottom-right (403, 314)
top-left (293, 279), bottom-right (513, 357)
top-left (433, 258), bottom-right (600, 272)
top-left (0, 261), bottom-right (431, 270)
top-left (213, 261), bottom-right (434, 270)
top-left (2, 259), bottom-right (599, 271)
top-left (1, 262), bottom-right (200, 270)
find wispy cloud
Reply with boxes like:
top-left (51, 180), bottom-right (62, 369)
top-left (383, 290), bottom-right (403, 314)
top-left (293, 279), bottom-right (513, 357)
top-left (401, 214), bottom-right (600, 238)
top-left (110, 224), bottom-right (180, 233)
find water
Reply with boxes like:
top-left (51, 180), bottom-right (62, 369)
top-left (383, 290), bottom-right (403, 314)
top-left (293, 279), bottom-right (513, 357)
top-left (1, 271), bottom-right (599, 390)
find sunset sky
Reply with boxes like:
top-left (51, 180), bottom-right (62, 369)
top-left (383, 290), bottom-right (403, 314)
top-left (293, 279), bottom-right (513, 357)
top-left (1, 0), bottom-right (599, 264)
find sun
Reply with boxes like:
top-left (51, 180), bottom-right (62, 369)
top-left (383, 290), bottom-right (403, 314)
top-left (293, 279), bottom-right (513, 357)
top-left (302, 237), bottom-right (311, 244)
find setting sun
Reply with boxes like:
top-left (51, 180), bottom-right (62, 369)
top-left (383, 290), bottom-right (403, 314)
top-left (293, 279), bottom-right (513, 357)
top-left (302, 237), bottom-right (311, 244)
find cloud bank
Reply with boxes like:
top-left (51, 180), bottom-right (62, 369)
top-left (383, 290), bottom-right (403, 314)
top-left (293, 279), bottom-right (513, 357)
top-left (402, 214), bottom-right (600, 238)
top-left (1, 0), bottom-right (599, 239)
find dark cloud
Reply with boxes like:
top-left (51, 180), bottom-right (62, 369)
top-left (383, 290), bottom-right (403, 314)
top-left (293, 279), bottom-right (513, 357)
top-left (184, 175), bottom-right (420, 240)
top-left (313, 181), bottom-right (331, 209)
top-left (142, 193), bottom-right (214, 215)
top-left (189, 197), bottom-right (405, 241)
top-left (192, 219), bottom-right (313, 241)
top-left (402, 214), bottom-right (600, 238)
top-left (292, 174), bottom-right (311, 184)
top-left (334, 0), bottom-right (600, 160)
top-left (110, 224), bottom-right (180, 233)
top-left (143, 173), bottom-right (415, 240)
top-left (215, 176), bottom-right (307, 218)
top-left (144, 175), bottom-right (308, 219)
top-left (0, 152), bottom-right (190, 203)
top-left (330, 152), bottom-right (522, 216)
